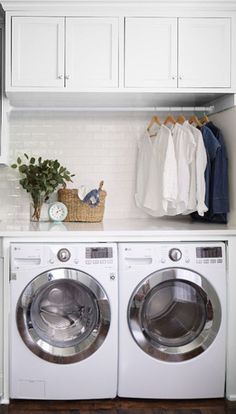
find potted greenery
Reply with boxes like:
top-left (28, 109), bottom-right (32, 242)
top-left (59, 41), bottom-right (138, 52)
top-left (12, 154), bottom-right (75, 221)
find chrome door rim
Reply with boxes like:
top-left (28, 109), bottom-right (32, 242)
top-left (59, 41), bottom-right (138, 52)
top-left (16, 268), bottom-right (111, 364)
top-left (128, 267), bottom-right (221, 362)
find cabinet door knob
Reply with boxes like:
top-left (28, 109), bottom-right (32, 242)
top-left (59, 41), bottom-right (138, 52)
top-left (65, 75), bottom-right (70, 80)
top-left (57, 75), bottom-right (63, 79)
top-left (172, 76), bottom-right (175, 80)
top-left (179, 76), bottom-right (182, 80)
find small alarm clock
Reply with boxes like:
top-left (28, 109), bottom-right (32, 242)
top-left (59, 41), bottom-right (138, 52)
top-left (48, 202), bottom-right (68, 222)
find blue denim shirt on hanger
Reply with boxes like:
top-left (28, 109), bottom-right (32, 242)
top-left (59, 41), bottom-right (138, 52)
top-left (191, 125), bottom-right (222, 222)
top-left (200, 125), bottom-right (221, 208)
top-left (205, 121), bottom-right (229, 214)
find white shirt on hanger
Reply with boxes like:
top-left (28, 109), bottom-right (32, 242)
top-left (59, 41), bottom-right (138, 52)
top-left (135, 130), bottom-right (153, 210)
top-left (166, 122), bottom-right (196, 215)
top-left (135, 125), bottom-right (177, 217)
top-left (183, 121), bottom-right (208, 216)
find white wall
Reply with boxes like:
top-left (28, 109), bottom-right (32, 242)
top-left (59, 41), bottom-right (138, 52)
top-left (0, 110), bottom-right (151, 221)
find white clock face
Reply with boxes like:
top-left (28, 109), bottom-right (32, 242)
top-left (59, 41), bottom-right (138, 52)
top-left (49, 202), bottom-right (68, 222)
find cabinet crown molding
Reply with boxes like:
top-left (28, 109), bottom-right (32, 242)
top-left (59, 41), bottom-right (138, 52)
top-left (1, 0), bottom-right (236, 12)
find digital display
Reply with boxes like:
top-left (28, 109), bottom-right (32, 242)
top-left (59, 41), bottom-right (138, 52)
top-left (86, 247), bottom-right (113, 259)
top-left (196, 247), bottom-right (222, 258)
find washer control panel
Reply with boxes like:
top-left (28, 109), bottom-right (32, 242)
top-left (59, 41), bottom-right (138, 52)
top-left (11, 243), bottom-right (116, 270)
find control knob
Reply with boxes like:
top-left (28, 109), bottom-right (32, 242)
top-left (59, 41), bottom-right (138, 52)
top-left (57, 248), bottom-right (71, 262)
top-left (169, 248), bottom-right (182, 262)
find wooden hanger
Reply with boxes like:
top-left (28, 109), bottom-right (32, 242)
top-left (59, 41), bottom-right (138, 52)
top-left (199, 114), bottom-right (209, 125)
top-left (176, 114), bottom-right (186, 125)
top-left (147, 115), bottom-right (161, 132)
top-left (163, 113), bottom-right (176, 126)
top-left (189, 114), bottom-right (202, 127)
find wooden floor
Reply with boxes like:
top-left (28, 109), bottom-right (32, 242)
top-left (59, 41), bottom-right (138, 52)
top-left (0, 398), bottom-right (236, 414)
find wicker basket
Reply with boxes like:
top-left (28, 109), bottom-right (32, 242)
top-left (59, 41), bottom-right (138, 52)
top-left (58, 181), bottom-right (106, 222)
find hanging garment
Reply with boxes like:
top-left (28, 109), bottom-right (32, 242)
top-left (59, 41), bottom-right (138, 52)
top-left (191, 125), bottom-right (222, 222)
top-left (135, 130), bottom-right (153, 210)
top-left (166, 122), bottom-right (196, 215)
top-left (182, 121), bottom-right (208, 216)
top-left (135, 126), bottom-right (177, 217)
top-left (136, 118), bottom-right (228, 222)
top-left (192, 121), bottom-right (229, 223)
top-left (205, 121), bottom-right (229, 214)
top-left (200, 125), bottom-right (221, 208)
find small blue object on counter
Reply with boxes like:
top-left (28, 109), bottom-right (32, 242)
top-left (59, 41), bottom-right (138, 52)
top-left (83, 181), bottom-right (104, 208)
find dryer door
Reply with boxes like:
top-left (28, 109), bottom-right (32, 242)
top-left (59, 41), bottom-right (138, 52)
top-left (16, 268), bottom-right (110, 364)
top-left (128, 268), bottom-right (221, 362)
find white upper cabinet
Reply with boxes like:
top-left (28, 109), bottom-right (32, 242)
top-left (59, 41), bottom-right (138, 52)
top-left (178, 18), bottom-right (231, 88)
top-left (5, 10), bottom-right (235, 96)
top-left (124, 17), bottom-right (232, 89)
top-left (11, 17), bottom-right (65, 88)
top-left (125, 18), bottom-right (177, 88)
top-left (66, 18), bottom-right (118, 89)
top-left (10, 16), bottom-right (118, 90)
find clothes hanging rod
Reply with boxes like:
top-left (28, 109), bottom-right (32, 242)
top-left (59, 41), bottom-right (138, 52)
top-left (10, 105), bottom-right (215, 112)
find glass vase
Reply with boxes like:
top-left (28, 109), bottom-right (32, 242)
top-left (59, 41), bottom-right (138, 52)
top-left (30, 195), bottom-right (49, 222)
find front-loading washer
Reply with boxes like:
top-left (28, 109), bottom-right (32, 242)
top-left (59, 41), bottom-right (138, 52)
top-left (10, 243), bottom-right (118, 400)
top-left (118, 242), bottom-right (226, 399)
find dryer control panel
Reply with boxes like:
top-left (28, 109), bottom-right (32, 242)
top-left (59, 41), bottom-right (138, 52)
top-left (160, 244), bottom-right (225, 266)
top-left (119, 242), bottom-right (226, 271)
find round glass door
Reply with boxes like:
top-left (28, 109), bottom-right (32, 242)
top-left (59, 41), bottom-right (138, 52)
top-left (16, 268), bottom-right (111, 364)
top-left (128, 268), bottom-right (221, 362)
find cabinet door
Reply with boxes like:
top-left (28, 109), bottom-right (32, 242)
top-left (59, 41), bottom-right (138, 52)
top-left (66, 18), bottom-right (119, 89)
top-left (11, 17), bottom-right (64, 88)
top-left (178, 18), bottom-right (231, 88)
top-left (125, 18), bottom-right (177, 88)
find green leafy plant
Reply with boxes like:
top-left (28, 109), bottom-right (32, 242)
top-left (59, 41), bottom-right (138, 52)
top-left (12, 154), bottom-right (75, 220)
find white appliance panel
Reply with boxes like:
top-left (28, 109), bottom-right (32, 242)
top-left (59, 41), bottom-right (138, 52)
top-left (10, 243), bottom-right (118, 400)
top-left (118, 242), bottom-right (226, 399)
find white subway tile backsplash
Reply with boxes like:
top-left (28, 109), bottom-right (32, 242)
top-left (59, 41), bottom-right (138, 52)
top-left (0, 111), bottom-right (149, 220)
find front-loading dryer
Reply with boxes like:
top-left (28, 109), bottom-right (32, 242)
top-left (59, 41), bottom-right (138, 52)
top-left (10, 243), bottom-right (118, 400)
top-left (118, 242), bottom-right (226, 399)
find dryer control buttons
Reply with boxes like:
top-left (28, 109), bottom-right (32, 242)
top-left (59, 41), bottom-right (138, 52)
top-left (169, 248), bottom-right (182, 262)
top-left (57, 248), bottom-right (71, 262)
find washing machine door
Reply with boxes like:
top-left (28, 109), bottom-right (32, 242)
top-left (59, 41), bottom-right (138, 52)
top-left (128, 268), bottom-right (221, 362)
top-left (16, 268), bottom-right (110, 364)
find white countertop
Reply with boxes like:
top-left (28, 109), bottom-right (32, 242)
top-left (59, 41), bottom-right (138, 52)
top-left (0, 217), bottom-right (235, 240)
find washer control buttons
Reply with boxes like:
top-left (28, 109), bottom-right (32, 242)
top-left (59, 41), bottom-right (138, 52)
top-left (57, 248), bottom-right (71, 262)
top-left (169, 248), bottom-right (182, 262)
